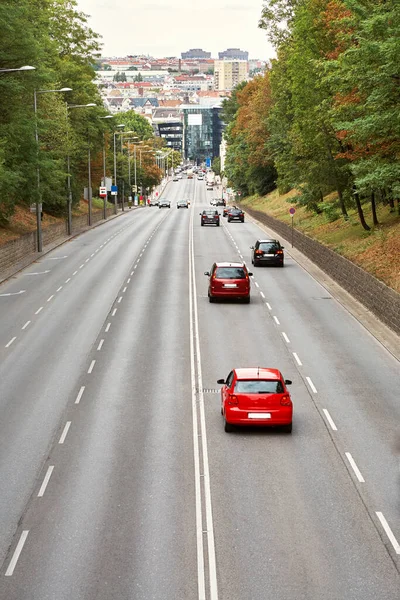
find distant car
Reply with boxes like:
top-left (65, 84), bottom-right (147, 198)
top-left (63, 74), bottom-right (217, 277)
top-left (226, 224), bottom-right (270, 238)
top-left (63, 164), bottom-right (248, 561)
top-left (173, 176), bottom-right (179, 182)
top-left (251, 239), bottom-right (285, 267)
top-left (214, 199), bottom-right (226, 206)
top-left (159, 198), bottom-right (171, 208)
top-left (210, 198), bottom-right (218, 206)
top-left (217, 368), bottom-right (293, 433)
top-left (223, 205), bottom-right (236, 217)
top-left (227, 208), bottom-right (244, 222)
top-left (204, 262), bottom-right (253, 303)
top-left (149, 197), bottom-right (159, 206)
top-left (198, 175), bottom-right (204, 181)
top-left (177, 174), bottom-right (183, 180)
top-left (177, 200), bottom-right (189, 209)
top-left (200, 209), bottom-right (220, 226)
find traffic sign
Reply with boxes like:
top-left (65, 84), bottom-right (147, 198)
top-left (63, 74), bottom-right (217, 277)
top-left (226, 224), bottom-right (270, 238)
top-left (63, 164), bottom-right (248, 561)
top-left (132, 185), bottom-right (137, 193)
top-left (99, 186), bottom-right (107, 198)
top-left (206, 157), bottom-right (211, 168)
top-left (289, 207), bottom-right (296, 215)
top-left (111, 185), bottom-right (118, 196)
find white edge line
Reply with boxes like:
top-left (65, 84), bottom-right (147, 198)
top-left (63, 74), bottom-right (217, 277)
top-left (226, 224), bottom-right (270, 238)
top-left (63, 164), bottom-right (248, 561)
top-left (75, 386), bottom-right (85, 404)
top-left (376, 512), bottom-right (400, 554)
top-left (293, 352), bottom-right (302, 366)
top-left (5, 530), bottom-right (29, 576)
top-left (306, 376), bottom-right (318, 393)
top-left (345, 452), bottom-right (365, 483)
top-left (5, 337), bottom-right (16, 348)
top-left (322, 408), bottom-right (338, 431)
top-left (88, 360), bottom-right (96, 374)
top-left (59, 421), bottom-right (71, 444)
top-left (37, 465), bottom-right (54, 497)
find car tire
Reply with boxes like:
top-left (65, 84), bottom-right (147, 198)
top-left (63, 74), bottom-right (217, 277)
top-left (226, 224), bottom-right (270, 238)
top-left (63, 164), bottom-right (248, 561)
top-left (253, 261), bottom-right (259, 267)
top-left (243, 296), bottom-right (250, 304)
top-left (282, 423), bottom-right (292, 434)
top-left (280, 262), bottom-right (284, 268)
top-left (201, 222), bottom-right (204, 226)
top-left (209, 294), bottom-right (216, 303)
top-left (216, 223), bottom-right (220, 227)
top-left (224, 419), bottom-right (234, 433)
top-left (227, 218), bottom-right (231, 223)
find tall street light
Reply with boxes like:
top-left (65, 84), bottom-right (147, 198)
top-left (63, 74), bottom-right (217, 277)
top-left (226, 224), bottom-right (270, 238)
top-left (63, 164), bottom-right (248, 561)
top-left (34, 87), bottom-right (72, 252)
top-left (0, 65), bottom-right (35, 74)
top-left (99, 115), bottom-right (114, 220)
top-left (113, 124), bottom-right (125, 214)
top-left (66, 103), bottom-right (96, 234)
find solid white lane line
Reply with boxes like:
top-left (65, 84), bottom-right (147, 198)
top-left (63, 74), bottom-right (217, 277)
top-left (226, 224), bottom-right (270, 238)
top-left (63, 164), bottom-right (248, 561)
top-left (88, 360), bottom-right (96, 374)
top-left (105, 323), bottom-right (111, 332)
top-left (293, 352), bottom-right (303, 366)
top-left (273, 316), bottom-right (280, 325)
top-left (112, 308), bottom-right (117, 316)
top-left (22, 321), bottom-right (31, 330)
top-left (266, 302), bottom-right (272, 310)
top-left (323, 409), bottom-right (338, 431)
top-left (47, 295), bottom-right (54, 302)
top-left (37, 466), bottom-right (54, 497)
top-left (345, 453), bottom-right (365, 482)
top-left (254, 281), bottom-right (259, 288)
top-left (35, 307), bottom-right (43, 315)
top-left (5, 530), bottom-right (29, 576)
top-left (65, 278), bottom-right (71, 283)
top-left (24, 270), bottom-right (50, 276)
top-left (59, 421), bottom-right (71, 444)
top-left (306, 376), bottom-right (318, 393)
top-left (282, 332), bottom-right (290, 343)
top-left (97, 339), bottom-right (104, 351)
top-left (376, 512), bottom-right (400, 554)
top-left (0, 290), bottom-right (26, 297)
top-left (73, 270), bottom-right (78, 276)
top-left (118, 296), bottom-right (123, 303)
top-left (56, 286), bottom-right (63, 292)
top-left (75, 386), bottom-right (85, 404)
top-left (123, 287), bottom-right (127, 293)
top-left (190, 204), bottom-right (218, 600)
top-left (5, 337), bottom-right (16, 348)
top-left (260, 291), bottom-right (265, 299)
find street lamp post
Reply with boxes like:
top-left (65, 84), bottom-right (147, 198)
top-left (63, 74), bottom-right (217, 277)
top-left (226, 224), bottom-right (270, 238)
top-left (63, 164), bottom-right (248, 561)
top-left (65, 103), bottom-right (96, 234)
top-left (0, 65), bottom-right (35, 74)
top-left (34, 87), bottom-right (72, 252)
top-left (99, 115), bottom-right (113, 220)
top-left (113, 124), bottom-right (125, 214)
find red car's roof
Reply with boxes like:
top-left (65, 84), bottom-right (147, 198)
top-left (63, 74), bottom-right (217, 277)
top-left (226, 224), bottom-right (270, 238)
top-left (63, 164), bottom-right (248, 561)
top-left (215, 262), bottom-right (246, 268)
top-left (234, 368), bottom-right (281, 380)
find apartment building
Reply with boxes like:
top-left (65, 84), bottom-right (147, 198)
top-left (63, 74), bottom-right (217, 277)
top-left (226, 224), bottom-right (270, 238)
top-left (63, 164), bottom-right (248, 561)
top-left (214, 60), bottom-right (248, 91)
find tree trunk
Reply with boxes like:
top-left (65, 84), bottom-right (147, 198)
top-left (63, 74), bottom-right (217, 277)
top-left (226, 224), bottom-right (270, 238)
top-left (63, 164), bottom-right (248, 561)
top-left (337, 187), bottom-right (348, 218)
top-left (389, 194), bottom-right (395, 212)
top-left (371, 191), bottom-right (379, 225)
top-left (354, 188), bottom-right (370, 230)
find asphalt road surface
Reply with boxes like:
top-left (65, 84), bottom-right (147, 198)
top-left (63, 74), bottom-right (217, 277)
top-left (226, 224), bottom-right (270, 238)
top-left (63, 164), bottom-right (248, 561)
top-left (0, 177), bottom-right (399, 600)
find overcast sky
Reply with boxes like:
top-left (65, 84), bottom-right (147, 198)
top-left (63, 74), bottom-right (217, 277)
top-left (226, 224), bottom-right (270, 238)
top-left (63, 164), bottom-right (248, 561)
top-left (76, 0), bottom-right (274, 60)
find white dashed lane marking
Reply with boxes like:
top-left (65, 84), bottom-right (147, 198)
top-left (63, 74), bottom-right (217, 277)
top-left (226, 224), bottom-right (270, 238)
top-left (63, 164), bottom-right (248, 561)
top-left (282, 332), bottom-right (290, 343)
top-left (306, 376), bottom-right (318, 393)
top-left (376, 512), bottom-right (400, 554)
top-left (260, 291), bottom-right (265, 299)
top-left (35, 307), bottom-right (43, 315)
top-left (5, 337), bottom-right (16, 348)
top-left (88, 360), bottom-right (96, 374)
top-left (323, 409), bottom-right (338, 431)
top-left (112, 308), bottom-right (117, 317)
top-left (59, 422), bottom-right (71, 444)
top-left (5, 531), bottom-right (29, 576)
top-left (37, 466), bottom-right (54, 497)
top-left (22, 321), bottom-right (31, 330)
top-left (266, 303), bottom-right (272, 310)
top-left (345, 452), bottom-right (365, 483)
top-left (293, 352), bottom-right (302, 366)
top-left (75, 386), bottom-right (85, 405)
top-left (47, 295), bottom-right (54, 302)
top-left (56, 286), bottom-right (63, 292)
top-left (65, 278), bottom-right (71, 283)
top-left (273, 316), bottom-right (280, 325)
top-left (105, 323), bottom-right (111, 332)
top-left (97, 339), bottom-right (104, 351)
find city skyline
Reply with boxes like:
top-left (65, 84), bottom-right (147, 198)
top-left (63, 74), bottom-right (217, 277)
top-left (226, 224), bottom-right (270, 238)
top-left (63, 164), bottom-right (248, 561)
top-left (76, 0), bottom-right (275, 60)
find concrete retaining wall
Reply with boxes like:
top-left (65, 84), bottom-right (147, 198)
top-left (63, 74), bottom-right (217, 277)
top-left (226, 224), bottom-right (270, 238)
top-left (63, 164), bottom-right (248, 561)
top-left (243, 206), bottom-right (400, 335)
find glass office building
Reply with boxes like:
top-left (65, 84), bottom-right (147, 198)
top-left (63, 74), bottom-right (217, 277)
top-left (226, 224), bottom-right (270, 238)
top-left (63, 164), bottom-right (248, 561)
top-left (182, 105), bottom-right (224, 163)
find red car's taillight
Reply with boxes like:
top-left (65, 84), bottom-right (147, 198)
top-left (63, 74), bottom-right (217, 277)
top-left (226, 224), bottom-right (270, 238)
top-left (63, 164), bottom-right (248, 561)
top-left (280, 395), bottom-right (292, 406)
top-left (228, 394), bottom-right (239, 405)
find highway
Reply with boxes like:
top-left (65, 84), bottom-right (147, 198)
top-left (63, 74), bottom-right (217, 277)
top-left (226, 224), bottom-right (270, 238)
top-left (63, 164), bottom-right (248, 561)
top-left (0, 177), bottom-right (399, 599)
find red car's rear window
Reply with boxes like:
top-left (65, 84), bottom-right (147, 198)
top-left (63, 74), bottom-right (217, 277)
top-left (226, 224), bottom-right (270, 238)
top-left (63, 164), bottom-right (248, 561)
top-left (235, 380), bottom-right (284, 393)
top-left (215, 267), bottom-right (246, 279)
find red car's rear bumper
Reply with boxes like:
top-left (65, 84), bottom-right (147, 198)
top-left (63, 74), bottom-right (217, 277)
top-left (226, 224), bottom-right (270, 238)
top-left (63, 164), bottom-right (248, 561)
top-left (225, 406), bottom-right (292, 426)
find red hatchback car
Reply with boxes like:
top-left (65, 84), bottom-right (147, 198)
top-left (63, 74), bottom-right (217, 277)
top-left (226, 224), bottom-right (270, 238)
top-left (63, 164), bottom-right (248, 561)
top-left (204, 262), bottom-right (253, 303)
top-left (217, 368), bottom-right (293, 433)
